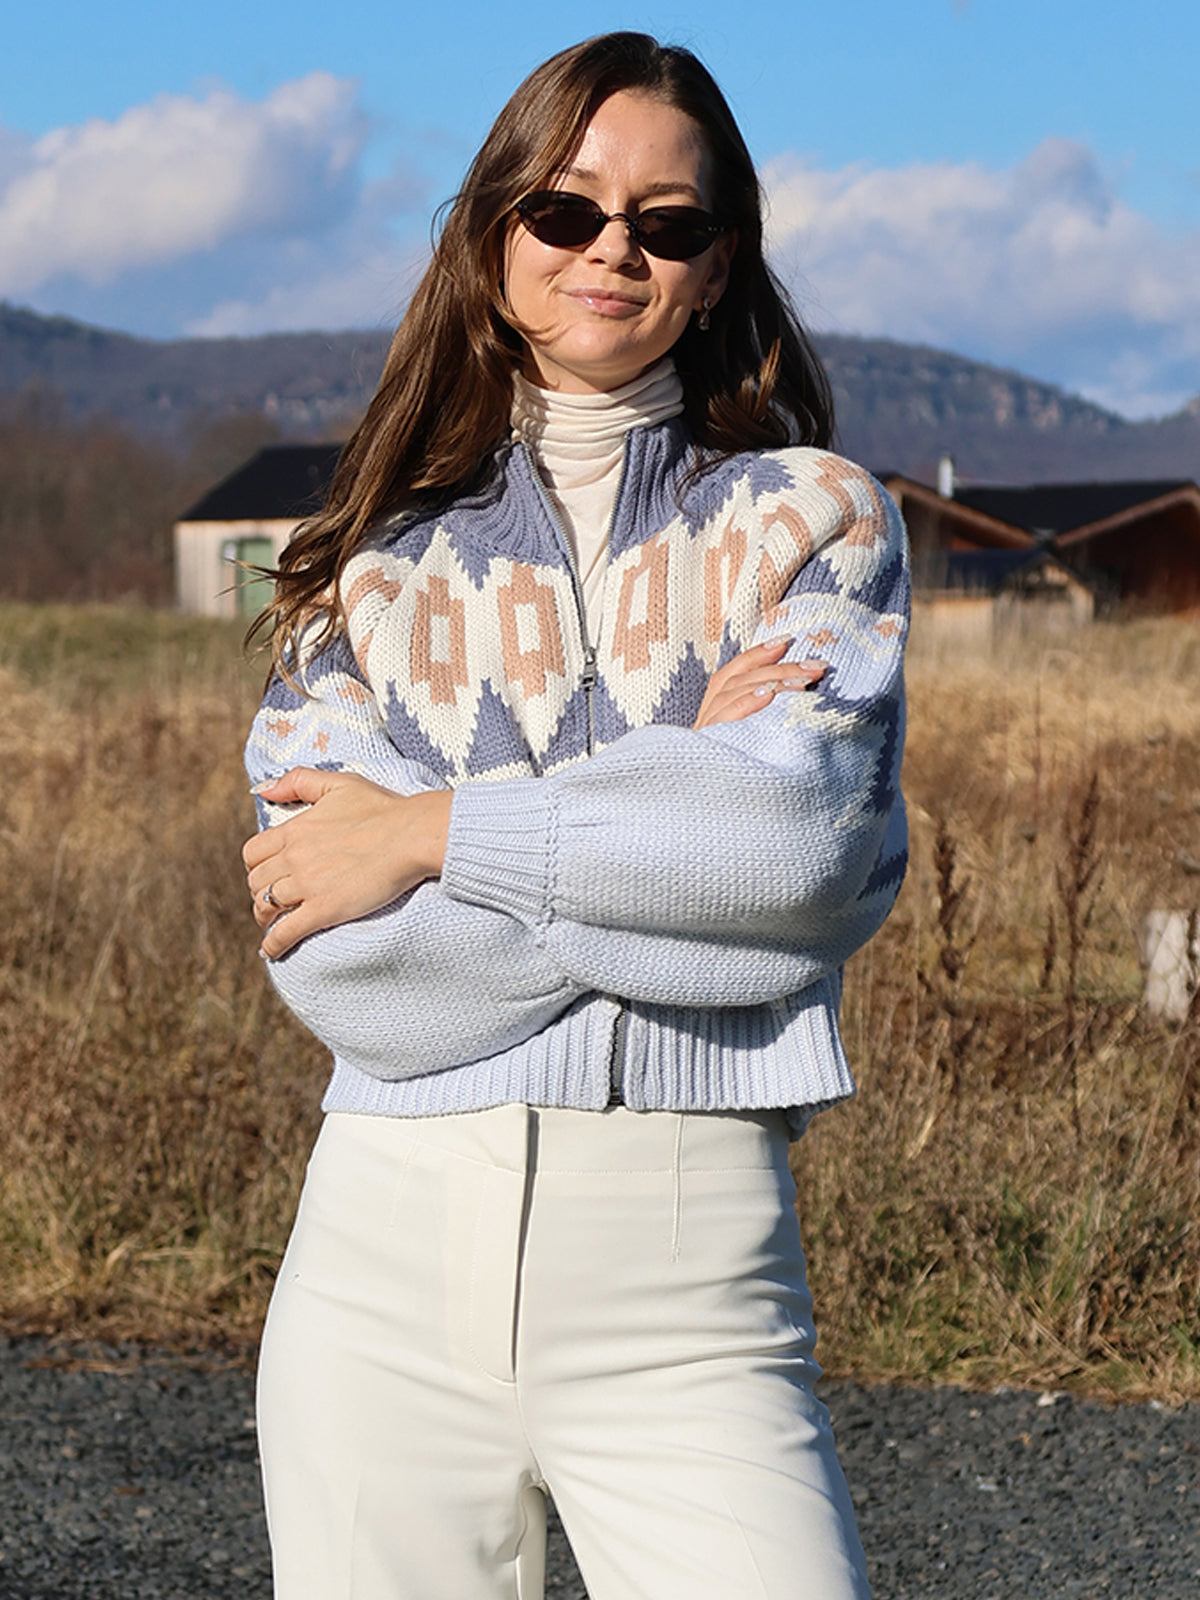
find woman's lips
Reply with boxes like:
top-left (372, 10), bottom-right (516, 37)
top-left (565, 288), bottom-right (648, 316)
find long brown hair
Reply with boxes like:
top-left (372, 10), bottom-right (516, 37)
top-left (261, 31), bottom-right (833, 668)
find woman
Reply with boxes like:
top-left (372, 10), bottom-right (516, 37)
top-left (243, 31), bottom-right (907, 1600)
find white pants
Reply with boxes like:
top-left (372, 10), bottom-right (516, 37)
top-left (257, 1104), bottom-right (870, 1600)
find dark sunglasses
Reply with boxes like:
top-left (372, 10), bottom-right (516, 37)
top-left (514, 190), bottom-right (727, 262)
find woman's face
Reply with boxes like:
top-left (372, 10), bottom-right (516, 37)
top-left (504, 90), bottom-right (735, 395)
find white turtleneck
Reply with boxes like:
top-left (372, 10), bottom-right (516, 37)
top-left (510, 358), bottom-right (684, 641)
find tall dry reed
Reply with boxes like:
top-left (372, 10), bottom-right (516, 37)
top-left (0, 606), bottom-right (328, 1349)
top-left (1, 605), bottom-right (1198, 1395)
top-left (796, 617), bottom-right (1200, 1399)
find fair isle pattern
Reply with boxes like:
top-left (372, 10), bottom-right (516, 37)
top-left (349, 529), bottom-right (581, 781)
top-left (244, 422), bottom-right (910, 1129)
top-left (310, 438), bottom-right (904, 785)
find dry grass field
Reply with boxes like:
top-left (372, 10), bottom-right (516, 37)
top-left (1, 603), bottom-right (1198, 1398)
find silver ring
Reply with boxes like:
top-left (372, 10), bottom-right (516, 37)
top-left (263, 884), bottom-right (282, 909)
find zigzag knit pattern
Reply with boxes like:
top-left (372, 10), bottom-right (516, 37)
top-left (245, 423), bottom-right (910, 1131)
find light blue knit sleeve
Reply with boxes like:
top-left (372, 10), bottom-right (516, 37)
top-left (244, 632), bottom-right (586, 1077)
top-left (439, 490), bottom-right (910, 1008)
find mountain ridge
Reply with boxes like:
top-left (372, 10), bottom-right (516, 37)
top-left (1, 301), bottom-right (1196, 486)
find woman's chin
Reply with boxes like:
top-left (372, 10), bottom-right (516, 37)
top-left (525, 342), bottom-right (670, 395)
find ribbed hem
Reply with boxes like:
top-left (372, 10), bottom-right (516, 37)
top-left (442, 777), bottom-right (557, 925)
top-left (625, 977), bottom-right (856, 1114)
top-left (320, 979), bottom-right (856, 1133)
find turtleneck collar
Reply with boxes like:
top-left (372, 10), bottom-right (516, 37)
top-left (510, 358), bottom-right (683, 464)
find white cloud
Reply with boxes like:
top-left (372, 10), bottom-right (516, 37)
top-left (0, 75), bottom-right (373, 291)
top-left (765, 138), bottom-right (1200, 416)
top-left (0, 76), bottom-right (437, 340)
top-left (184, 239), bottom-right (428, 338)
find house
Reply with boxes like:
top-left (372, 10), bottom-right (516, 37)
top-left (885, 459), bottom-right (1200, 626)
top-left (174, 444), bottom-right (341, 618)
top-left (953, 480), bottom-right (1200, 615)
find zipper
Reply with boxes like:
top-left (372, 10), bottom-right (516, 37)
top-left (601, 441), bottom-right (634, 1102)
top-left (521, 435), bottom-right (632, 757)
top-left (521, 436), bottom-right (633, 1101)
top-left (607, 1005), bottom-right (630, 1106)
top-left (521, 441), bottom-right (595, 754)
top-left (580, 643), bottom-right (598, 754)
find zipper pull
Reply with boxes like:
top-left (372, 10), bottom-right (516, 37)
top-left (581, 645), bottom-right (598, 691)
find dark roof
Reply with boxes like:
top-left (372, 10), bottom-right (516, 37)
top-left (942, 549), bottom-right (1081, 593)
top-left (883, 473), bottom-right (1036, 547)
top-left (954, 480), bottom-right (1192, 536)
top-left (178, 444), bottom-right (343, 522)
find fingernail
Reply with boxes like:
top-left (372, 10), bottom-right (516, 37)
top-left (249, 781), bottom-right (274, 795)
top-left (754, 682), bottom-right (777, 698)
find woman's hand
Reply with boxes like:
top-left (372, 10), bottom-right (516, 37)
top-left (243, 769), bottom-right (453, 958)
top-left (693, 638), bottom-right (825, 729)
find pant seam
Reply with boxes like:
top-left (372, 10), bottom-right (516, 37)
top-left (385, 1135), bottom-right (418, 1231)
top-left (670, 1114), bottom-right (684, 1263)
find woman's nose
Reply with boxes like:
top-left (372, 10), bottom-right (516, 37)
top-left (587, 215), bottom-right (643, 267)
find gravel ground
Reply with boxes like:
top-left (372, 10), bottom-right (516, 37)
top-left (0, 1336), bottom-right (1196, 1599)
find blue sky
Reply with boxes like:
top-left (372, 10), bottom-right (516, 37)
top-left (2, 0), bottom-right (1198, 417)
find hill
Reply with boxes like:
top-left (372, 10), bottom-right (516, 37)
top-left (1, 301), bottom-right (1198, 485)
top-left (818, 335), bottom-right (1199, 484)
top-left (0, 303), bottom-right (381, 440)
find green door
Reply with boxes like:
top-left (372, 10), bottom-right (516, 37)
top-left (224, 536), bottom-right (276, 618)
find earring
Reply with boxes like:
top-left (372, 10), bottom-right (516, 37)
top-left (697, 297), bottom-right (712, 332)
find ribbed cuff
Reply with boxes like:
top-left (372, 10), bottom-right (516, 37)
top-left (441, 777), bottom-right (557, 925)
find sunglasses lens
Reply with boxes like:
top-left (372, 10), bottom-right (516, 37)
top-left (635, 209), bottom-right (716, 261)
top-left (519, 194), bottom-right (606, 249)
top-left (516, 194), bottom-right (722, 261)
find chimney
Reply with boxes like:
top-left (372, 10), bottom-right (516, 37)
top-left (937, 454), bottom-right (955, 498)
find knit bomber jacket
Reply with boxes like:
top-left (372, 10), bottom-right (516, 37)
top-left (244, 418), bottom-right (910, 1132)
